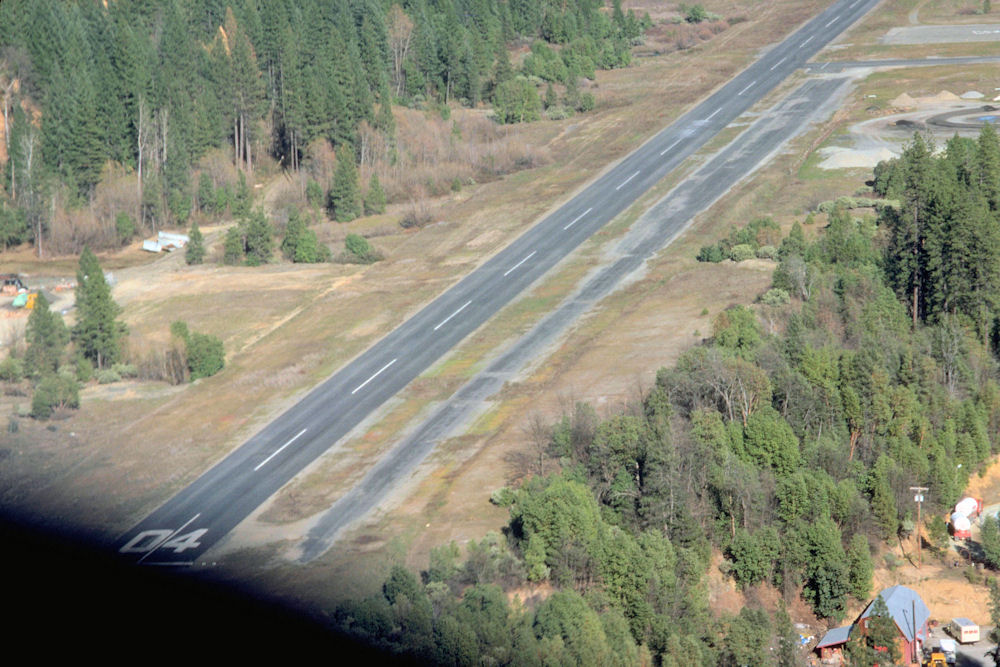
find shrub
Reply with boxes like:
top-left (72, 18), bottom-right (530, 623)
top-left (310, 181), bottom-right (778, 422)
top-left (730, 244), bottom-right (756, 262)
top-left (30, 374), bottom-right (79, 419)
top-left (96, 368), bottom-right (122, 384)
top-left (0, 357), bottom-right (24, 382)
top-left (343, 233), bottom-right (383, 264)
top-left (187, 332), bottom-right (225, 380)
top-left (760, 288), bottom-right (791, 306)
top-left (697, 244), bottom-right (726, 262)
top-left (306, 180), bottom-right (325, 209)
top-left (756, 245), bottom-right (778, 260)
top-left (115, 212), bottom-right (136, 245)
top-left (112, 362), bottom-right (138, 379)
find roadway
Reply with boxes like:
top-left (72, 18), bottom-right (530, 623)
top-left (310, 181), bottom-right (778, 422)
top-left (116, 0), bottom-right (882, 565)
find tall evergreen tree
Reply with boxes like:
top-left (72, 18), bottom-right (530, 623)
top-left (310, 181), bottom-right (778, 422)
top-left (72, 247), bottom-right (125, 368)
top-left (185, 221), bottom-right (205, 265)
top-left (364, 172), bottom-right (386, 215)
top-left (329, 144), bottom-right (361, 222)
top-left (24, 292), bottom-right (69, 377)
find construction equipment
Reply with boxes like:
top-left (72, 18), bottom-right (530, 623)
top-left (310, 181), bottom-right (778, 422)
top-left (924, 652), bottom-right (947, 667)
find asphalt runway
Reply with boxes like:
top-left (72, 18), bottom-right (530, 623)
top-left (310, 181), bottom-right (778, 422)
top-left (115, 0), bottom-right (883, 566)
top-left (297, 75), bottom-right (853, 561)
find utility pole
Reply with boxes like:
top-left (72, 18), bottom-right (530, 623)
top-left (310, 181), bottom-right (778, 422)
top-left (911, 486), bottom-right (928, 568)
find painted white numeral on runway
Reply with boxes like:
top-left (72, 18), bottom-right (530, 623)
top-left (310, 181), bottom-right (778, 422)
top-left (825, 15), bottom-right (839, 27)
top-left (615, 170), bottom-right (641, 191)
top-left (800, 35), bottom-right (813, 48)
top-left (737, 80), bottom-right (756, 96)
top-left (563, 207), bottom-right (592, 230)
top-left (504, 251), bottom-right (537, 277)
top-left (659, 139), bottom-right (682, 157)
top-left (433, 301), bottom-right (473, 330)
top-left (120, 529), bottom-right (172, 554)
top-left (159, 529), bottom-right (208, 553)
top-left (136, 514), bottom-right (202, 563)
top-left (351, 359), bottom-right (397, 394)
top-left (770, 56), bottom-right (786, 71)
top-left (255, 428), bottom-right (308, 471)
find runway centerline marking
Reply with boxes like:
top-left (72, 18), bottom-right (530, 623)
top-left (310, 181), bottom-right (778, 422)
top-left (433, 300), bottom-right (473, 330)
top-left (800, 35), bottom-right (814, 48)
top-left (255, 428), bottom-right (308, 471)
top-left (503, 252), bottom-right (537, 277)
top-left (616, 170), bottom-right (641, 191)
top-left (825, 15), bottom-right (840, 27)
top-left (660, 138), bottom-right (682, 157)
top-left (138, 513), bottom-right (200, 565)
top-left (705, 107), bottom-right (722, 121)
top-left (738, 80), bottom-right (756, 96)
top-left (770, 56), bottom-right (787, 71)
top-left (563, 207), bottom-right (592, 230)
top-left (351, 358), bottom-right (397, 395)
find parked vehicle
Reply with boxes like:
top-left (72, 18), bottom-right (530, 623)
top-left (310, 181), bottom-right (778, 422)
top-left (938, 637), bottom-right (956, 665)
top-left (947, 618), bottom-right (980, 644)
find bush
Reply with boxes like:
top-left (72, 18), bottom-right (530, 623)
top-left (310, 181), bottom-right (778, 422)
top-left (112, 362), bottom-right (138, 378)
top-left (0, 357), bottom-right (24, 382)
top-left (343, 233), bottom-right (383, 264)
top-left (96, 368), bottom-right (122, 384)
top-left (187, 332), bottom-right (225, 380)
top-left (306, 180), bottom-right (325, 209)
top-left (730, 244), bottom-right (756, 262)
top-left (760, 288), bottom-right (791, 306)
top-left (30, 374), bottom-right (79, 419)
top-left (756, 245), bottom-right (778, 260)
top-left (697, 244), bottom-right (726, 262)
top-left (115, 212), bottom-right (136, 245)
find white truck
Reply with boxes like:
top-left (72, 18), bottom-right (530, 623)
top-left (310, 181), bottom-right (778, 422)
top-left (947, 618), bottom-right (980, 644)
top-left (938, 637), bottom-right (957, 665)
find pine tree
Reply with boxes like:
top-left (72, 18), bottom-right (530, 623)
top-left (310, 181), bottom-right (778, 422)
top-left (242, 207), bottom-right (273, 265)
top-left (364, 172), bottom-right (386, 215)
top-left (329, 144), bottom-right (361, 222)
top-left (72, 247), bottom-right (125, 369)
top-left (185, 221), bottom-right (205, 265)
top-left (24, 292), bottom-right (69, 377)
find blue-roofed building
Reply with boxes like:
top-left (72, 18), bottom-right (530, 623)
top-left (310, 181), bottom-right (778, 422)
top-left (858, 585), bottom-right (930, 664)
top-left (816, 624), bottom-right (852, 662)
top-left (812, 586), bottom-right (931, 665)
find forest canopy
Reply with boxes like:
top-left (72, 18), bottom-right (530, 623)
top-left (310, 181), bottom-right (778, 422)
top-left (0, 0), bottom-right (648, 253)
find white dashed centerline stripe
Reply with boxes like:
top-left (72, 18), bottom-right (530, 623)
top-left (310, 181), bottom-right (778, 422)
top-left (503, 251), bottom-right (537, 277)
top-left (770, 56), bottom-right (787, 71)
top-left (351, 358), bottom-right (397, 395)
top-left (659, 138), bottom-right (682, 157)
top-left (800, 35), bottom-right (813, 48)
top-left (255, 428), bottom-right (308, 471)
top-left (737, 80), bottom-right (756, 96)
top-left (433, 300), bottom-right (472, 330)
top-left (825, 15), bottom-right (839, 27)
top-left (616, 170), bottom-right (641, 191)
top-left (849, 0), bottom-right (860, 7)
top-left (563, 207), bottom-right (593, 230)
top-left (705, 107), bottom-right (722, 121)
top-left (138, 513), bottom-right (201, 565)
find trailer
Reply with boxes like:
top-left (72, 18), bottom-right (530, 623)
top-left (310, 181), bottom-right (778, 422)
top-left (947, 618), bottom-right (979, 644)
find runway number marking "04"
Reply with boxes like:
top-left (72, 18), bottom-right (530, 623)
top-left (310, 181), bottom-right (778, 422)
top-left (119, 528), bottom-right (208, 554)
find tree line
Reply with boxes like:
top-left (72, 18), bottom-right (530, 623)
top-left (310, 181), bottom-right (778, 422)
top-left (0, 0), bottom-right (648, 251)
top-left (329, 130), bottom-right (1000, 664)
